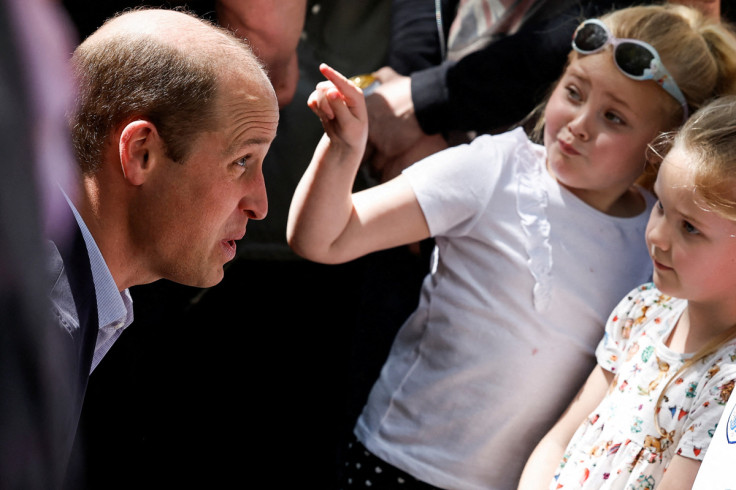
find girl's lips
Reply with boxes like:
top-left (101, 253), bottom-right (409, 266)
top-left (652, 258), bottom-right (672, 271)
top-left (558, 139), bottom-right (580, 156)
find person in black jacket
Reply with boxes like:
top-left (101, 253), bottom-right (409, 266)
top-left (365, 0), bottom-right (729, 182)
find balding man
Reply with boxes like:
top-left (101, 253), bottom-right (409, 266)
top-left (49, 8), bottom-right (278, 484)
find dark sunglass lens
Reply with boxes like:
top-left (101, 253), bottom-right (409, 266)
top-left (615, 43), bottom-right (654, 77)
top-left (574, 23), bottom-right (608, 52)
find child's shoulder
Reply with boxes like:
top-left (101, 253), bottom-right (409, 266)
top-left (419, 128), bottom-right (541, 182)
top-left (607, 283), bottom-right (682, 337)
top-left (468, 127), bottom-right (546, 175)
top-left (617, 283), bottom-right (675, 312)
top-left (470, 127), bottom-right (536, 153)
top-left (597, 284), bottom-right (683, 371)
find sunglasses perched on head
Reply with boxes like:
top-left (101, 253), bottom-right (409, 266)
top-left (572, 19), bottom-right (689, 120)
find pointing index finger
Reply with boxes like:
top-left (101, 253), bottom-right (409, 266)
top-left (319, 63), bottom-right (362, 108)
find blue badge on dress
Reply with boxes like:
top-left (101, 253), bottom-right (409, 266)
top-left (727, 402), bottom-right (736, 444)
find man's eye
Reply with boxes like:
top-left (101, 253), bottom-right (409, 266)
top-left (235, 155), bottom-right (249, 167)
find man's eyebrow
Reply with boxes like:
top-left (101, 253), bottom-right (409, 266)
top-left (224, 137), bottom-right (272, 157)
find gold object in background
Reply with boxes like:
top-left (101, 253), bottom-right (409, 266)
top-left (350, 73), bottom-right (377, 88)
top-left (349, 73), bottom-right (380, 95)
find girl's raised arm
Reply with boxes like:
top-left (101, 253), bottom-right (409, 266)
top-left (287, 64), bottom-right (430, 264)
top-left (518, 366), bottom-right (613, 489)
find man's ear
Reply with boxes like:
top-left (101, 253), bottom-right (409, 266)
top-left (119, 120), bottom-right (162, 186)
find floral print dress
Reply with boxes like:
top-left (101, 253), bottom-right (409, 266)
top-left (549, 283), bottom-right (736, 490)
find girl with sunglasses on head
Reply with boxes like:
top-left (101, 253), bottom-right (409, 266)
top-left (519, 95), bottom-right (736, 490)
top-left (288, 4), bottom-right (736, 489)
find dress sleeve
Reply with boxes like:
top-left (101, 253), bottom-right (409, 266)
top-left (595, 283), bottom-right (658, 375)
top-left (677, 344), bottom-right (736, 461)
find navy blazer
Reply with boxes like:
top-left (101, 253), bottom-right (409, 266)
top-left (47, 200), bottom-right (99, 480)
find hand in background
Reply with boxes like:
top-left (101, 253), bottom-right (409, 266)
top-left (365, 67), bottom-right (427, 160)
top-left (369, 133), bottom-right (448, 183)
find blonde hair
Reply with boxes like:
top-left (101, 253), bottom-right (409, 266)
top-left (652, 95), bottom-right (736, 432)
top-left (675, 95), bottom-right (736, 219)
top-left (605, 4), bottom-right (736, 117)
top-left (527, 3), bottom-right (736, 154)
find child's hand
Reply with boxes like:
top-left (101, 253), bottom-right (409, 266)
top-left (308, 63), bottom-right (368, 154)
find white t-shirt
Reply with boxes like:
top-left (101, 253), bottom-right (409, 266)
top-left (693, 385), bottom-right (736, 489)
top-left (354, 128), bottom-right (656, 490)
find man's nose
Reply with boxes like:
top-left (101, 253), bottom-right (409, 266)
top-left (240, 171), bottom-right (268, 220)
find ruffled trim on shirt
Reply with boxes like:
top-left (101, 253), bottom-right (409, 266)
top-left (515, 137), bottom-right (552, 312)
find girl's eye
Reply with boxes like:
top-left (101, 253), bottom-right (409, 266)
top-left (655, 200), bottom-right (663, 212)
top-left (566, 85), bottom-right (582, 102)
top-left (683, 220), bottom-right (700, 235)
top-left (604, 111), bottom-right (625, 125)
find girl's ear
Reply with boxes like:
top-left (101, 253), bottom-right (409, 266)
top-left (118, 120), bottom-right (162, 186)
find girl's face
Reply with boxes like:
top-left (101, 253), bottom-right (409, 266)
top-left (646, 147), bottom-right (736, 304)
top-left (544, 52), bottom-right (676, 213)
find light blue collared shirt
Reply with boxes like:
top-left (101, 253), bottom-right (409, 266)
top-left (65, 194), bottom-right (133, 372)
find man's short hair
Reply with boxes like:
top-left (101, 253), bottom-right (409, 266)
top-left (69, 9), bottom-right (261, 175)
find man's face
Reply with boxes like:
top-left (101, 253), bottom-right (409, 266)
top-left (137, 72), bottom-right (278, 287)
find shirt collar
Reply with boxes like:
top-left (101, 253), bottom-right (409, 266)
top-left (63, 192), bottom-right (134, 331)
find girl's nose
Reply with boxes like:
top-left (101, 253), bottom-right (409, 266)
top-left (646, 210), bottom-right (669, 254)
top-left (567, 109), bottom-right (591, 142)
